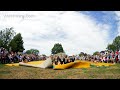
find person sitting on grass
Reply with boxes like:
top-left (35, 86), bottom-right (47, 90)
top-left (62, 56), bottom-right (66, 64)
top-left (22, 55), bottom-right (28, 63)
top-left (60, 55), bottom-right (64, 65)
top-left (66, 55), bottom-right (69, 63)
top-left (64, 55), bottom-right (68, 64)
top-left (54, 55), bottom-right (58, 65)
top-left (67, 56), bottom-right (71, 63)
top-left (57, 56), bottom-right (62, 65)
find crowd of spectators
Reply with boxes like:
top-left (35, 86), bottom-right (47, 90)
top-left (79, 50), bottom-right (120, 63)
top-left (1, 47), bottom-right (120, 64)
top-left (0, 47), bottom-right (46, 64)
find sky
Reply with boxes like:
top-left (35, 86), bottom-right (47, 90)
top-left (0, 11), bottom-right (120, 56)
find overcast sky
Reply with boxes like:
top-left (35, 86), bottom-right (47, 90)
top-left (0, 11), bottom-right (120, 56)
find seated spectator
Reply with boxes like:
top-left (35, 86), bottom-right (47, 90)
top-left (54, 56), bottom-right (58, 65)
top-left (23, 55), bottom-right (28, 63)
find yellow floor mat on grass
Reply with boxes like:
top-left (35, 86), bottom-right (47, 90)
top-left (5, 63), bottom-right (19, 66)
top-left (5, 60), bottom-right (44, 66)
top-left (91, 62), bottom-right (114, 67)
top-left (75, 60), bottom-right (114, 67)
top-left (53, 62), bottom-right (75, 70)
top-left (72, 61), bottom-right (90, 68)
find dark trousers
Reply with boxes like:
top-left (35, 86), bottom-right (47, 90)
top-left (60, 61), bottom-right (64, 64)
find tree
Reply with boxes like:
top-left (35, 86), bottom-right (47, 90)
top-left (51, 43), bottom-right (65, 54)
top-left (84, 53), bottom-right (87, 56)
top-left (42, 54), bottom-right (46, 57)
top-left (106, 36), bottom-right (120, 52)
top-left (25, 50), bottom-right (31, 54)
top-left (79, 52), bottom-right (85, 57)
top-left (93, 51), bottom-right (100, 55)
top-left (26, 49), bottom-right (39, 55)
top-left (0, 39), bottom-right (3, 47)
top-left (9, 33), bottom-right (24, 52)
top-left (0, 27), bottom-right (16, 50)
top-left (112, 36), bottom-right (120, 50)
top-left (106, 44), bottom-right (116, 52)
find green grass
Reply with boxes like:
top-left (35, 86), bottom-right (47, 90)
top-left (0, 63), bottom-right (120, 79)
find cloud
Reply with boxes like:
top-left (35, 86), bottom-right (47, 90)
top-left (114, 11), bottom-right (120, 36)
top-left (0, 11), bottom-right (111, 56)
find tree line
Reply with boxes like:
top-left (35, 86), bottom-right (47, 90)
top-left (107, 36), bottom-right (120, 52)
top-left (0, 27), bottom-right (40, 55)
top-left (52, 36), bottom-right (120, 55)
top-left (0, 27), bottom-right (24, 53)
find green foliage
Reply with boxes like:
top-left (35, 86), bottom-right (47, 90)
top-left (26, 49), bottom-right (39, 55)
top-left (113, 36), bottom-right (120, 50)
top-left (26, 50), bottom-right (31, 54)
top-left (107, 36), bottom-right (120, 52)
top-left (79, 52), bottom-right (84, 57)
top-left (93, 51), bottom-right (99, 55)
top-left (0, 27), bottom-right (16, 50)
top-left (42, 54), bottom-right (46, 57)
top-left (79, 52), bottom-right (88, 56)
top-left (107, 44), bottom-right (116, 52)
top-left (0, 39), bottom-right (3, 47)
top-left (51, 43), bottom-right (65, 54)
top-left (9, 33), bottom-right (24, 52)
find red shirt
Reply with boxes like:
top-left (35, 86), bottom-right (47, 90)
top-left (116, 51), bottom-right (119, 55)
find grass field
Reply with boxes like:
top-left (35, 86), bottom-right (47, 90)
top-left (0, 62), bottom-right (120, 79)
